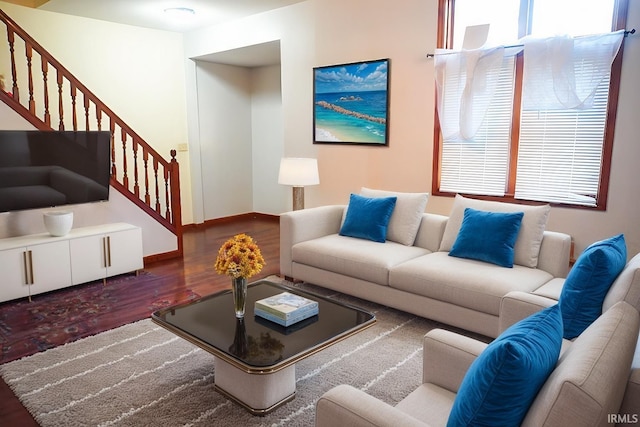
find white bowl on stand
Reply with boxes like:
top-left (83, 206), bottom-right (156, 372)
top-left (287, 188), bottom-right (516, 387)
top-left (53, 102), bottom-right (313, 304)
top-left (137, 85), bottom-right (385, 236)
top-left (43, 211), bottom-right (74, 237)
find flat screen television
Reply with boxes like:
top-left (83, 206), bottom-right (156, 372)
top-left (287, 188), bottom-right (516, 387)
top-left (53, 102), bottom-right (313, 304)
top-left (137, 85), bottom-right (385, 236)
top-left (0, 130), bottom-right (111, 213)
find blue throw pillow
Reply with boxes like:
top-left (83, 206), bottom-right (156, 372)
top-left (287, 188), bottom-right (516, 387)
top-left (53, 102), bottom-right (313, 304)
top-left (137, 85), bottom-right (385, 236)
top-left (449, 208), bottom-right (524, 268)
top-left (447, 305), bottom-right (563, 427)
top-left (559, 234), bottom-right (627, 339)
top-left (339, 194), bottom-right (397, 243)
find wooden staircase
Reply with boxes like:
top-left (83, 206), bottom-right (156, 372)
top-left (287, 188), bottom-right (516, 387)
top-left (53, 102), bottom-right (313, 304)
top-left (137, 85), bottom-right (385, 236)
top-left (0, 9), bottom-right (183, 260)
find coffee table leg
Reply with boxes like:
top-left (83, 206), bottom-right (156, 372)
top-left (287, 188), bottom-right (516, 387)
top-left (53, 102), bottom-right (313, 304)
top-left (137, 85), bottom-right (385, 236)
top-left (214, 358), bottom-right (296, 415)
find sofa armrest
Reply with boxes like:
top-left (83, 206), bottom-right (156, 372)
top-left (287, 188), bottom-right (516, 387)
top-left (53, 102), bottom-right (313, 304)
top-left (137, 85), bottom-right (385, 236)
top-left (422, 329), bottom-right (487, 393)
top-left (537, 231), bottom-right (572, 278)
top-left (499, 291), bottom-right (557, 334)
top-left (315, 384), bottom-right (427, 427)
top-left (280, 205), bottom-right (345, 277)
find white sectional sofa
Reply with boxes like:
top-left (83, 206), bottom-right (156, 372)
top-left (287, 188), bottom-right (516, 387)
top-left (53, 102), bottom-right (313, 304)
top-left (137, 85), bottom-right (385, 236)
top-left (499, 250), bottom-right (640, 419)
top-left (281, 189), bottom-right (640, 423)
top-left (280, 192), bottom-right (572, 338)
top-left (316, 301), bottom-right (640, 427)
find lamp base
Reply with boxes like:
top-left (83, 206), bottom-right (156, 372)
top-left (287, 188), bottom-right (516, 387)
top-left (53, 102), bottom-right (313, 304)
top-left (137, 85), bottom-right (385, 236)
top-left (292, 187), bottom-right (304, 211)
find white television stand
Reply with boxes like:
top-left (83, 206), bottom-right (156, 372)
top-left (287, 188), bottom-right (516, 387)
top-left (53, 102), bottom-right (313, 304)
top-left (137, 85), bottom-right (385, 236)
top-left (0, 223), bottom-right (143, 303)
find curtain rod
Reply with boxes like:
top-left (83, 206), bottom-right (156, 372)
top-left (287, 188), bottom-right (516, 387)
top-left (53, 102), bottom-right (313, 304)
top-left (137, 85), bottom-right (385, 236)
top-left (426, 28), bottom-right (636, 58)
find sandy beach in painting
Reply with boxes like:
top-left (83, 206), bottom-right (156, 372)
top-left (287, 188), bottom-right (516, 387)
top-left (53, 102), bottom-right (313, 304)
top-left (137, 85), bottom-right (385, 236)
top-left (315, 128), bottom-right (341, 142)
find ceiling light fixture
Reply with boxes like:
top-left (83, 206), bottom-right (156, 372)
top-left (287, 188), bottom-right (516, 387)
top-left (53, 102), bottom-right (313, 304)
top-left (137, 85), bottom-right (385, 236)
top-left (164, 7), bottom-right (196, 18)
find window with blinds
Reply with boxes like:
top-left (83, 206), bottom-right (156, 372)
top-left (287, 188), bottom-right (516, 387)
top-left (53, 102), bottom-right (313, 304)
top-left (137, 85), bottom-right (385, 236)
top-left (439, 56), bottom-right (515, 196)
top-left (516, 75), bottom-right (611, 206)
top-left (434, 0), bottom-right (625, 209)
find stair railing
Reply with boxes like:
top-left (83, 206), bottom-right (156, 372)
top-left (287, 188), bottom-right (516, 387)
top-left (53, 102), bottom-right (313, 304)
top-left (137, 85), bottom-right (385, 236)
top-left (0, 8), bottom-right (182, 259)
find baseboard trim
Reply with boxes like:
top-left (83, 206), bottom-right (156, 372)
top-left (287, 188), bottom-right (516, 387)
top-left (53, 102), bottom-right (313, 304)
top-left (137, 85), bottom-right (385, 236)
top-left (144, 249), bottom-right (182, 265)
top-left (182, 212), bottom-right (279, 231)
top-left (145, 213), bottom-right (279, 264)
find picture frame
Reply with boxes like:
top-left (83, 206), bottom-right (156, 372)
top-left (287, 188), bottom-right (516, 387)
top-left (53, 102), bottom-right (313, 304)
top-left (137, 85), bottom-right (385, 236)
top-left (313, 58), bottom-right (390, 145)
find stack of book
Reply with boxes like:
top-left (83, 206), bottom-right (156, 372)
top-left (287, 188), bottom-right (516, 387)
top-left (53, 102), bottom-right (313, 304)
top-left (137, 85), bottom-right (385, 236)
top-left (254, 292), bottom-right (319, 327)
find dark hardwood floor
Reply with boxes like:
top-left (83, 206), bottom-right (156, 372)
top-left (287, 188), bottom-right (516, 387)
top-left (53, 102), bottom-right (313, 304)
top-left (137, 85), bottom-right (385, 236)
top-left (0, 214), bottom-right (280, 426)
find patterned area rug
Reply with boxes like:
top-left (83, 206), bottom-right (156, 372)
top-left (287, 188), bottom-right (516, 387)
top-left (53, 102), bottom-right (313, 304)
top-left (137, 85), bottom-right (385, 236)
top-left (0, 272), bottom-right (200, 364)
top-left (0, 282), bottom-right (449, 426)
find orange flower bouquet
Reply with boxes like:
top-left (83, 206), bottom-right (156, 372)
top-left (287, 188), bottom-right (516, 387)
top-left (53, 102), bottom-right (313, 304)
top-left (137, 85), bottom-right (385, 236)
top-left (215, 233), bottom-right (265, 318)
top-left (214, 233), bottom-right (265, 279)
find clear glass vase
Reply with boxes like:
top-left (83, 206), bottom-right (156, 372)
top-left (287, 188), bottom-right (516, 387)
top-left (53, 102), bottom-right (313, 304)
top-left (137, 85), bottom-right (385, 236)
top-left (231, 277), bottom-right (248, 318)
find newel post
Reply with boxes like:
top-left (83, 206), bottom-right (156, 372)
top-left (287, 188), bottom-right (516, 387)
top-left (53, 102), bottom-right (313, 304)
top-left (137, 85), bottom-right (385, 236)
top-left (169, 149), bottom-right (183, 257)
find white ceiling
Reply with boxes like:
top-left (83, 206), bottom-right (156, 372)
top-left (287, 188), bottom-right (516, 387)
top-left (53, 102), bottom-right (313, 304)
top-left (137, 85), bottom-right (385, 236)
top-left (194, 40), bottom-right (283, 68)
top-left (35, 0), bottom-right (305, 33)
top-left (4, 0), bottom-right (306, 67)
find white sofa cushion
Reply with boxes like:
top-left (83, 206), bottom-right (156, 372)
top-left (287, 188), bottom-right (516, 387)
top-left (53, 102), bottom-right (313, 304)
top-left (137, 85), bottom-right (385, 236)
top-left (292, 234), bottom-right (430, 286)
top-left (532, 278), bottom-right (564, 300)
top-left (395, 383), bottom-right (455, 425)
top-left (439, 194), bottom-right (551, 268)
top-left (360, 187), bottom-right (429, 246)
top-left (389, 252), bottom-right (554, 315)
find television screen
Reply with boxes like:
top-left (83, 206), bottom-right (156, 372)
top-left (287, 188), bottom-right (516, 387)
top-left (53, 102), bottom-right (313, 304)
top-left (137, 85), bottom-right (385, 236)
top-left (0, 130), bottom-right (111, 213)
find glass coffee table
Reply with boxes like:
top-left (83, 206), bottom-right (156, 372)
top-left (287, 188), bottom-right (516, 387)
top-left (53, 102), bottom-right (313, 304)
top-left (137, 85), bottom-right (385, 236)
top-left (151, 279), bottom-right (375, 415)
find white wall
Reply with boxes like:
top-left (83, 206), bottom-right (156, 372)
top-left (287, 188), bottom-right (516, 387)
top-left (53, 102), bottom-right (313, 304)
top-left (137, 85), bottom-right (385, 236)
top-left (0, 102), bottom-right (176, 255)
top-left (187, 61), bottom-right (285, 221)
top-left (193, 61), bottom-right (253, 220)
top-left (184, 2), bottom-right (315, 223)
top-left (0, 189), bottom-right (177, 257)
top-left (251, 65), bottom-right (287, 214)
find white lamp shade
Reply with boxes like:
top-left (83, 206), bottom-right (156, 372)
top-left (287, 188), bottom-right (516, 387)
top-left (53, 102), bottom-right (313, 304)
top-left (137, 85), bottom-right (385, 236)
top-left (278, 158), bottom-right (319, 186)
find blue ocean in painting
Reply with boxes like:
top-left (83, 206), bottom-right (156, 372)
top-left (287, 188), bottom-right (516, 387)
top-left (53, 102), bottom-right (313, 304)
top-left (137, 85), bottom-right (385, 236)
top-left (314, 90), bottom-right (388, 143)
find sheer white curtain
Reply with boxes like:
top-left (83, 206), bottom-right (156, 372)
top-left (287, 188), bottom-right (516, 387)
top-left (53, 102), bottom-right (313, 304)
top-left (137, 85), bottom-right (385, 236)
top-left (434, 46), bottom-right (507, 141)
top-left (522, 30), bottom-right (624, 110)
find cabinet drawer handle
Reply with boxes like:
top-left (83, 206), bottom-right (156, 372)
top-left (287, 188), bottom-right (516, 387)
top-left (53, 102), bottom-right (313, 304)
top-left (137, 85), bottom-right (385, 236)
top-left (22, 250), bottom-right (35, 285)
top-left (106, 236), bottom-right (112, 267)
top-left (103, 237), bottom-right (108, 268)
top-left (103, 236), bottom-right (112, 268)
top-left (23, 251), bottom-right (30, 285)
top-left (28, 250), bottom-right (34, 284)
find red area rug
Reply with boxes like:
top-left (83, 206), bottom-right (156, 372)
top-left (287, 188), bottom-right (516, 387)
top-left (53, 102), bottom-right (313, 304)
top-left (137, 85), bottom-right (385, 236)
top-left (0, 272), bottom-right (199, 364)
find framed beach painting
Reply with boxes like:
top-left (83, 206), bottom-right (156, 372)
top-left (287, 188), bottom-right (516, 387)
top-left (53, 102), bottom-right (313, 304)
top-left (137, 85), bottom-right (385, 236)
top-left (313, 58), bottom-right (390, 145)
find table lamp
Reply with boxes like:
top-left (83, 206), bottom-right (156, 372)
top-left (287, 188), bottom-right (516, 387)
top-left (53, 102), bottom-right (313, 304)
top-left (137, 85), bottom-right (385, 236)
top-left (278, 157), bottom-right (319, 210)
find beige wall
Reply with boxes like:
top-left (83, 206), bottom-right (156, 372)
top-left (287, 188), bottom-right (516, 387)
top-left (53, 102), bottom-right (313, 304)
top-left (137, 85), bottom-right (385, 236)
top-left (312, 0), bottom-right (437, 204)
top-left (2, 0), bottom-right (640, 259)
top-left (185, 0), bottom-right (640, 258)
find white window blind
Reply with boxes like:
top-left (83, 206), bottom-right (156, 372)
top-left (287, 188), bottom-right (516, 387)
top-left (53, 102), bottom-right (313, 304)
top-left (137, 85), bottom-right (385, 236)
top-left (515, 33), bottom-right (622, 206)
top-left (439, 55), bottom-right (515, 196)
top-left (515, 76), bottom-right (610, 206)
top-left (436, 0), bottom-right (623, 208)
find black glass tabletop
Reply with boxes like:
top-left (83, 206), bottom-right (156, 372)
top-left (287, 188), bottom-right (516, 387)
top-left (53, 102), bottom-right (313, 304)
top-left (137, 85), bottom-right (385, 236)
top-left (151, 280), bottom-right (376, 372)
